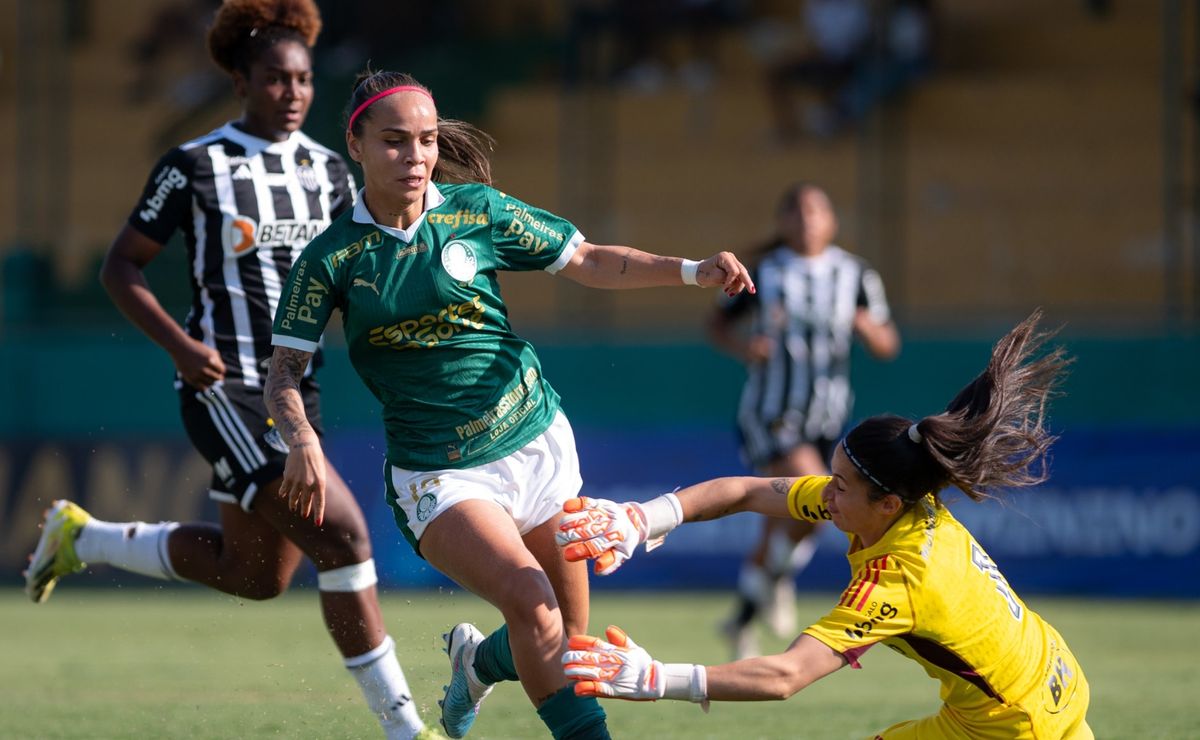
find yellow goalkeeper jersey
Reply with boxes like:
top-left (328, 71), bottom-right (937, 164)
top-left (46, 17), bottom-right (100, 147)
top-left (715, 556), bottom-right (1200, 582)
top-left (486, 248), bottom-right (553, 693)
top-left (788, 476), bottom-right (1090, 738)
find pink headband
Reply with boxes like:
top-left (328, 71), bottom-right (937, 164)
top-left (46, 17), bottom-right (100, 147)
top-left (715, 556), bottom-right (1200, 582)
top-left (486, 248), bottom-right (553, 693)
top-left (347, 85), bottom-right (435, 132)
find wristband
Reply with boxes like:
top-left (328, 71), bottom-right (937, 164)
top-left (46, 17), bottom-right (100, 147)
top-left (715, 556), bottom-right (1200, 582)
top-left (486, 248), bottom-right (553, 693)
top-left (680, 259), bottom-right (701, 286)
top-left (639, 493), bottom-right (683, 551)
top-left (661, 663), bottom-right (709, 710)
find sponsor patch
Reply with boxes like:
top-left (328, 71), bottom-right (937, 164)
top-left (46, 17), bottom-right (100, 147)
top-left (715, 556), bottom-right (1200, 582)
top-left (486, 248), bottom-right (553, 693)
top-left (226, 215), bottom-right (259, 256)
top-left (139, 165), bottom-right (189, 222)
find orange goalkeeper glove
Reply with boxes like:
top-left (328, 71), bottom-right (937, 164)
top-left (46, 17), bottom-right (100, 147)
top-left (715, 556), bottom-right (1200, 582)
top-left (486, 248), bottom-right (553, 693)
top-left (556, 497), bottom-right (648, 575)
top-left (562, 626), bottom-right (708, 708)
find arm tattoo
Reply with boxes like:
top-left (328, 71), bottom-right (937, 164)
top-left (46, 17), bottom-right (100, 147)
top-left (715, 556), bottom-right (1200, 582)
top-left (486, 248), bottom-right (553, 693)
top-left (771, 478), bottom-right (795, 496)
top-left (620, 249), bottom-right (630, 275)
top-left (265, 347), bottom-right (315, 444)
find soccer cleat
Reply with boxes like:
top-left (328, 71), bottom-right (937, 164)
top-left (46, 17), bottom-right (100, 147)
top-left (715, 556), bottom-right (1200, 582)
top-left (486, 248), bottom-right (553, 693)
top-left (414, 726), bottom-right (451, 740)
top-left (439, 623), bottom-right (493, 738)
top-left (24, 500), bottom-right (90, 603)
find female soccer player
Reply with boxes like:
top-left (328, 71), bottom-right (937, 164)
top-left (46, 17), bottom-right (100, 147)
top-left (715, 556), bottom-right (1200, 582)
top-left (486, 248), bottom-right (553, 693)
top-left (24, 2), bottom-right (439, 738)
top-left (708, 182), bottom-right (899, 658)
top-left (558, 310), bottom-right (1093, 739)
top-left (264, 70), bottom-right (754, 740)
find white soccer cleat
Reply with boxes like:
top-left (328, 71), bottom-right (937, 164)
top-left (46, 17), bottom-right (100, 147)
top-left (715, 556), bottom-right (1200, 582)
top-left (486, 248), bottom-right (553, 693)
top-left (438, 623), bottom-right (493, 738)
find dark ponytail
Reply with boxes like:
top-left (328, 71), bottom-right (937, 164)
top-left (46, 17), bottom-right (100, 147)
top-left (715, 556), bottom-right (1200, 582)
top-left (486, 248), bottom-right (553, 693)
top-left (843, 309), bottom-right (1071, 506)
top-left (344, 70), bottom-right (495, 185)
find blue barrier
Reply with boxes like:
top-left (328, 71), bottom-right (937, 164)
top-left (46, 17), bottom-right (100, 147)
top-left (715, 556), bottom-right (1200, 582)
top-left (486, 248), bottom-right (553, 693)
top-left (2, 426), bottom-right (1196, 597)
top-left (338, 425), bottom-right (1200, 598)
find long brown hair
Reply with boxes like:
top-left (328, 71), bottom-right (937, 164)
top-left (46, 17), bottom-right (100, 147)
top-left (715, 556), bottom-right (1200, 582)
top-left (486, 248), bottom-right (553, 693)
top-left (842, 309), bottom-right (1071, 505)
top-left (207, 0), bottom-right (322, 75)
top-left (344, 70), bottom-right (495, 185)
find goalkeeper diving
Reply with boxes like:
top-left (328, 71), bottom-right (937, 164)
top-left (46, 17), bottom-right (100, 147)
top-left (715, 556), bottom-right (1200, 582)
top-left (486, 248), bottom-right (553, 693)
top-left (555, 311), bottom-right (1093, 739)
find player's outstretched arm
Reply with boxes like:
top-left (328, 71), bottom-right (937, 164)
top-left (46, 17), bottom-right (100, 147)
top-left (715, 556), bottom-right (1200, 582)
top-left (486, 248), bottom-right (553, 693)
top-left (558, 477), bottom-right (801, 574)
top-left (557, 242), bottom-right (755, 295)
top-left (563, 627), bottom-right (845, 705)
top-left (703, 634), bottom-right (847, 701)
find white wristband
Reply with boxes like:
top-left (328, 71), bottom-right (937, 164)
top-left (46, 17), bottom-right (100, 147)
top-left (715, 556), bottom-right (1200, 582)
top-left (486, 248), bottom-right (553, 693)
top-left (639, 492), bottom-right (683, 552)
top-left (661, 663), bottom-right (709, 710)
top-left (680, 259), bottom-right (701, 286)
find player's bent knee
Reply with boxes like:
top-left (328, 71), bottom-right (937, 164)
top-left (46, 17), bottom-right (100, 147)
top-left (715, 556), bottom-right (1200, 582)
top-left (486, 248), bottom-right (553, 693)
top-left (494, 568), bottom-right (557, 612)
top-left (317, 558), bottom-right (379, 593)
top-left (311, 518), bottom-right (373, 564)
top-left (495, 575), bottom-right (562, 645)
top-left (235, 573), bottom-right (291, 601)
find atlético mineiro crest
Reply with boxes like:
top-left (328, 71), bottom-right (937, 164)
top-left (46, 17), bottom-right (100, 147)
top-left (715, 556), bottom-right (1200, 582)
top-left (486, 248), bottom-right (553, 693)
top-left (296, 163), bottom-right (320, 192)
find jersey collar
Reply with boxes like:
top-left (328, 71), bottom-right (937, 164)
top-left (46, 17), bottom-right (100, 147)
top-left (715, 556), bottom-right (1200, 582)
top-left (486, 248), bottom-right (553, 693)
top-left (220, 122), bottom-right (300, 157)
top-left (352, 182), bottom-right (446, 244)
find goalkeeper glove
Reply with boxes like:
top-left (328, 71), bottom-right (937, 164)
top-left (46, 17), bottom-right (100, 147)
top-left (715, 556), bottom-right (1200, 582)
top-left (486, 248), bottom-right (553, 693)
top-left (562, 625), bottom-right (708, 709)
top-left (556, 493), bottom-right (682, 575)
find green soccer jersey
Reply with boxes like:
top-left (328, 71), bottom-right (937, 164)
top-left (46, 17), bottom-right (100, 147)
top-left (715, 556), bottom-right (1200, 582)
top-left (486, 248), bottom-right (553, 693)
top-left (272, 181), bottom-right (583, 470)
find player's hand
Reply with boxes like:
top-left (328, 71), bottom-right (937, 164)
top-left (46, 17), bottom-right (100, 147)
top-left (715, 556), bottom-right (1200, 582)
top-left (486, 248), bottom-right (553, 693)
top-left (557, 497), bottom-right (648, 575)
top-left (563, 626), bottom-right (664, 700)
top-left (697, 251), bottom-right (755, 297)
top-left (279, 436), bottom-right (327, 526)
top-left (173, 338), bottom-right (225, 390)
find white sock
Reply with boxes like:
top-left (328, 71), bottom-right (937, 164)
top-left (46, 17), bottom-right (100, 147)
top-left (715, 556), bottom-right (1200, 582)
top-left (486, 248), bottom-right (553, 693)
top-left (737, 564), bottom-right (769, 606)
top-left (788, 535), bottom-right (819, 572)
top-left (766, 530), bottom-right (819, 577)
top-left (345, 635), bottom-right (425, 739)
top-left (74, 519), bottom-right (180, 580)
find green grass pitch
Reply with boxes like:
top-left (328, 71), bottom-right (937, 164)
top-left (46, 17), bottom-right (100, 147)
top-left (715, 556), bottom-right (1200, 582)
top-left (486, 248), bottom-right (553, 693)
top-left (2, 587), bottom-right (1196, 738)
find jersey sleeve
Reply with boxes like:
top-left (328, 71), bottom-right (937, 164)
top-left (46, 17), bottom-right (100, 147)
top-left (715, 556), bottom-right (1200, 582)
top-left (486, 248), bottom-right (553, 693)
top-left (787, 476), bottom-right (833, 522)
top-left (272, 242), bottom-right (340, 353)
top-left (487, 188), bottom-right (584, 273)
top-left (127, 148), bottom-right (193, 244)
top-left (802, 554), bottom-right (914, 667)
top-left (857, 261), bottom-right (891, 324)
top-left (328, 157), bottom-right (357, 219)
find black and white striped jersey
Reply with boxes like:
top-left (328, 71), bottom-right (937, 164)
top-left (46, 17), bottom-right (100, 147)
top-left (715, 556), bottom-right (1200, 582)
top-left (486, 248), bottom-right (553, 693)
top-left (128, 122), bottom-right (355, 388)
top-left (720, 244), bottom-right (891, 460)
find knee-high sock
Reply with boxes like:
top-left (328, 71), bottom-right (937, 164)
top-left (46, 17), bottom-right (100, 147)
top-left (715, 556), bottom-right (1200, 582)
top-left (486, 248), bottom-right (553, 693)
top-left (536, 684), bottom-right (610, 740)
top-left (473, 623), bottom-right (519, 684)
top-left (345, 635), bottom-right (426, 740)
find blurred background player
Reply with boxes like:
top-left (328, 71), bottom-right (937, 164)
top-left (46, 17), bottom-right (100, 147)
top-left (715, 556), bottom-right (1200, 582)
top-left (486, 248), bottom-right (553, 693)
top-left (22, 2), bottom-right (440, 738)
top-left (707, 181), bottom-right (899, 658)
top-left (559, 310), bottom-right (1092, 739)
top-left (264, 70), bottom-right (754, 739)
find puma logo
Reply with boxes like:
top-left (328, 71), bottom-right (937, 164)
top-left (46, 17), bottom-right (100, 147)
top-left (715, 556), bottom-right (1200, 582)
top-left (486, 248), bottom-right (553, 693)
top-left (353, 274), bottom-right (381, 296)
